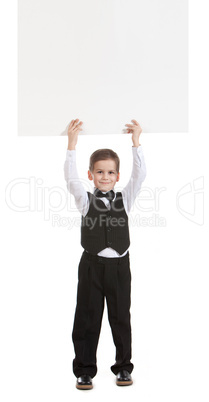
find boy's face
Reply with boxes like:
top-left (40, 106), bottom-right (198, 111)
top-left (88, 159), bottom-right (120, 192)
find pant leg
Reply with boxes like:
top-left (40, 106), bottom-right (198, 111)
top-left (104, 252), bottom-right (134, 375)
top-left (72, 251), bottom-right (104, 378)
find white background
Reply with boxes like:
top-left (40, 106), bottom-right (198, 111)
top-left (1, 1), bottom-right (209, 402)
top-left (18, 0), bottom-right (188, 135)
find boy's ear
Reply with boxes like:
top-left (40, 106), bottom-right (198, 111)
top-left (116, 172), bottom-right (120, 182)
top-left (88, 170), bottom-right (93, 180)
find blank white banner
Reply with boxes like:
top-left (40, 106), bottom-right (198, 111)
top-left (18, 0), bottom-right (188, 136)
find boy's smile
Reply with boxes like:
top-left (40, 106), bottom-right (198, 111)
top-left (88, 159), bottom-right (120, 192)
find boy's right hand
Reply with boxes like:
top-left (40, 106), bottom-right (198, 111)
top-left (67, 119), bottom-right (83, 150)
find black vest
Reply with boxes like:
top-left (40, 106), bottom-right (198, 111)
top-left (81, 191), bottom-right (130, 255)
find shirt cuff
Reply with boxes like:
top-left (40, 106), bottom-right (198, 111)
top-left (132, 145), bottom-right (143, 155)
top-left (66, 149), bottom-right (76, 160)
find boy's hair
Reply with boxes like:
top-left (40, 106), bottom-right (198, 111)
top-left (89, 149), bottom-right (120, 173)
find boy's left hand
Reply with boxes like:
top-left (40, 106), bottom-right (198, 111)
top-left (125, 119), bottom-right (142, 147)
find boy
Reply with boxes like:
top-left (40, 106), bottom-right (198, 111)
top-left (64, 118), bottom-right (146, 390)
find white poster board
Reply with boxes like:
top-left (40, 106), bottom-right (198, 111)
top-left (18, 0), bottom-right (188, 136)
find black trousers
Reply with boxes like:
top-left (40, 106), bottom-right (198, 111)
top-left (72, 249), bottom-right (134, 378)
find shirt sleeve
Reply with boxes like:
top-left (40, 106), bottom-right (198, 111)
top-left (64, 150), bottom-right (89, 216)
top-left (121, 145), bottom-right (147, 215)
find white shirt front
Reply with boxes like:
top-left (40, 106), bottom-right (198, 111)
top-left (64, 146), bottom-right (146, 257)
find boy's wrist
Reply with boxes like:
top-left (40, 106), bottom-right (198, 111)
top-left (67, 142), bottom-right (76, 150)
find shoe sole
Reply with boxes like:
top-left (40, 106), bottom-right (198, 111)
top-left (76, 384), bottom-right (93, 390)
top-left (116, 380), bottom-right (133, 386)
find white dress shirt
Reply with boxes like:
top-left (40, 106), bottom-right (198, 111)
top-left (64, 146), bottom-right (146, 257)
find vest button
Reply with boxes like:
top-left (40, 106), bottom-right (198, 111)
top-left (107, 241), bottom-right (112, 245)
top-left (107, 228), bottom-right (112, 232)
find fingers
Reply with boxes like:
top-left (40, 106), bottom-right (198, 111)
top-left (125, 119), bottom-right (139, 128)
top-left (69, 119), bottom-right (83, 132)
top-left (125, 119), bottom-right (142, 134)
top-left (69, 119), bottom-right (76, 128)
top-left (131, 119), bottom-right (139, 126)
top-left (75, 120), bottom-right (83, 133)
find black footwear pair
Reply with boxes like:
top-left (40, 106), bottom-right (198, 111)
top-left (116, 370), bottom-right (133, 386)
top-left (76, 370), bottom-right (133, 389)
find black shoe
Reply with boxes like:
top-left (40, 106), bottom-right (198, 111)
top-left (76, 374), bottom-right (93, 390)
top-left (116, 370), bottom-right (133, 386)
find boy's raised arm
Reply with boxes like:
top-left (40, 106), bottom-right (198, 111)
top-left (64, 119), bottom-right (89, 216)
top-left (121, 120), bottom-right (147, 214)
